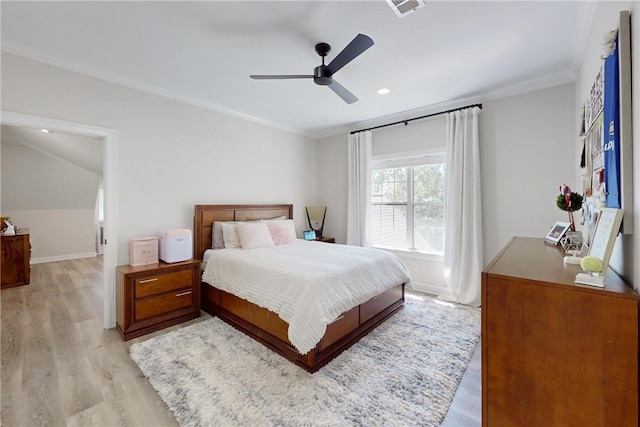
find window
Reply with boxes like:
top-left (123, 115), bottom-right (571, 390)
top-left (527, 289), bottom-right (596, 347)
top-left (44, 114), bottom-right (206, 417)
top-left (371, 153), bottom-right (445, 254)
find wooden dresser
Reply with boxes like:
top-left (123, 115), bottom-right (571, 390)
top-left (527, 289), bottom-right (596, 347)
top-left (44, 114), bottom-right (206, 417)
top-left (116, 259), bottom-right (201, 340)
top-left (482, 237), bottom-right (638, 427)
top-left (1, 230), bottom-right (31, 289)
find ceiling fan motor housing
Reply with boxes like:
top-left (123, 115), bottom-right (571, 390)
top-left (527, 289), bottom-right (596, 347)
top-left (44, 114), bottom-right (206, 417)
top-left (314, 65), bottom-right (333, 85)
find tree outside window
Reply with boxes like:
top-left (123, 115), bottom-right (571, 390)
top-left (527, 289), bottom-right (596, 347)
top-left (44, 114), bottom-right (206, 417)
top-left (371, 154), bottom-right (445, 254)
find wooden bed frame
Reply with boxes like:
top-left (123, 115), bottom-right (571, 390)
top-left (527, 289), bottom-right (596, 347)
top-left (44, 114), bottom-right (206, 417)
top-left (194, 204), bottom-right (405, 372)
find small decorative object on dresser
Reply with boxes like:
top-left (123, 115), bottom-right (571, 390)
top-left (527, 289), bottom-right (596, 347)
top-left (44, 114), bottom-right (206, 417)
top-left (574, 207), bottom-right (624, 287)
top-left (556, 184), bottom-right (583, 231)
top-left (544, 221), bottom-right (571, 246)
top-left (116, 259), bottom-right (200, 340)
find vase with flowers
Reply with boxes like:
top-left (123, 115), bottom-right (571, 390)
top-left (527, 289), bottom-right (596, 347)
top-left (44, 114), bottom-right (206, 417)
top-left (557, 184), bottom-right (583, 231)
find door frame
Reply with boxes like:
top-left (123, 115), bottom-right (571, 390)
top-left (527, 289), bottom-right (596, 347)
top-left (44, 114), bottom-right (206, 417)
top-left (1, 110), bottom-right (118, 329)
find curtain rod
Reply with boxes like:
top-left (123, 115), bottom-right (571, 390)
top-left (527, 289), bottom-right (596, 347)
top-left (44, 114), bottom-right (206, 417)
top-left (350, 103), bottom-right (483, 135)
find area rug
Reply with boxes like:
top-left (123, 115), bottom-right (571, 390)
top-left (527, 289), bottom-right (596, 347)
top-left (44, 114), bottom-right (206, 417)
top-left (129, 293), bottom-right (480, 427)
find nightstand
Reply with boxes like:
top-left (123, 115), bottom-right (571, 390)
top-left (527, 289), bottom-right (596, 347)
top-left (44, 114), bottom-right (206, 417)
top-left (314, 236), bottom-right (335, 243)
top-left (116, 259), bottom-right (200, 340)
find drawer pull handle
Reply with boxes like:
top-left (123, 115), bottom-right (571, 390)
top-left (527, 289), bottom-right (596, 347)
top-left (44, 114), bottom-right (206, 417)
top-left (371, 294), bottom-right (381, 300)
top-left (334, 315), bottom-right (345, 322)
top-left (139, 278), bottom-right (158, 284)
top-left (175, 291), bottom-right (192, 297)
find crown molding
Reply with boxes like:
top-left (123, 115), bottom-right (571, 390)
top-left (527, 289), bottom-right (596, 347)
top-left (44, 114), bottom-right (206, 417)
top-left (314, 71), bottom-right (575, 139)
top-left (1, 44), bottom-right (313, 138)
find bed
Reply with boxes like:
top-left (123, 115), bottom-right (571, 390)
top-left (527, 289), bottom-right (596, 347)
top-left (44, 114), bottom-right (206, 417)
top-left (194, 204), bottom-right (409, 372)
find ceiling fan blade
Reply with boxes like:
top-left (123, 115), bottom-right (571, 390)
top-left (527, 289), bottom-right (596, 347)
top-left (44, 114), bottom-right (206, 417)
top-left (326, 34), bottom-right (374, 75)
top-left (250, 75), bottom-right (313, 79)
top-left (328, 80), bottom-right (358, 104)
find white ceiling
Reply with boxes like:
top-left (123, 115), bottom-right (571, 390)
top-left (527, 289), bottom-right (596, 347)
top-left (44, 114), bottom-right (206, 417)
top-left (1, 1), bottom-right (591, 137)
top-left (1, 125), bottom-right (103, 176)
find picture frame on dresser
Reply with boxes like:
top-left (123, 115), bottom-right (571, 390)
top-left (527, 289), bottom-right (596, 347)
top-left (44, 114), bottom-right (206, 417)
top-left (587, 208), bottom-right (624, 272)
top-left (544, 221), bottom-right (571, 246)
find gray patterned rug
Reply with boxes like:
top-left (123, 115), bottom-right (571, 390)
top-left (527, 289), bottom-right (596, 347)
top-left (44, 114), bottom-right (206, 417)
top-left (129, 292), bottom-right (480, 427)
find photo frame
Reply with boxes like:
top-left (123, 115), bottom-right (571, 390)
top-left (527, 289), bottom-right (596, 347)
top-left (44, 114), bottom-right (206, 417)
top-left (587, 208), bottom-right (624, 272)
top-left (544, 222), bottom-right (572, 246)
top-left (303, 229), bottom-right (316, 240)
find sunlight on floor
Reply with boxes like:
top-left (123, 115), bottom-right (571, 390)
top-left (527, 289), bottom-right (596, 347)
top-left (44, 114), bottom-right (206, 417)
top-left (405, 292), bottom-right (427, 301)
top-left (433, 299), bottom-right (456, 308)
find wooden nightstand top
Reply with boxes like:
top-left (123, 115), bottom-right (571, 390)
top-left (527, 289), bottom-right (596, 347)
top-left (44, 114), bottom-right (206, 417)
top-left (313, 237), bottom-right (335, 243)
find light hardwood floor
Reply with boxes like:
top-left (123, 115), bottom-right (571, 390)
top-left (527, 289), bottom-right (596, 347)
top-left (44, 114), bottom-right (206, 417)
top-left (1, 257), bottom-right (480, 426)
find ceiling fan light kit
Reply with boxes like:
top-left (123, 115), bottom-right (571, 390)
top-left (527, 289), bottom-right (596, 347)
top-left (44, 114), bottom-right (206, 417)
top-left (250, 34), bottom-right (374, 104)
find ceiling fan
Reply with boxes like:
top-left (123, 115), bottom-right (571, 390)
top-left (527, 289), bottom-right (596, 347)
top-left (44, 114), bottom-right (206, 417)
top-left (250, 34), bottom-right (374, 104)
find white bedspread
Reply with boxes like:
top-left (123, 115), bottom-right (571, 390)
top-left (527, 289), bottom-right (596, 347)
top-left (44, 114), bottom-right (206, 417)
top-left (201, 240), bottom-right (411, 354)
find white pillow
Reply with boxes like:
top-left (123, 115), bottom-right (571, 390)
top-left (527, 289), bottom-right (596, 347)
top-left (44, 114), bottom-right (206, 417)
top-left (236, 222), bottom-right (274, 250)
top-left (212, 216), bottom-right (286, 249)
top-left (220, 222), bottom-right (241, 249)
top-left (212, 221), bottom-right (236, 249)
top-left (266, 219), bottom-right (297, 245)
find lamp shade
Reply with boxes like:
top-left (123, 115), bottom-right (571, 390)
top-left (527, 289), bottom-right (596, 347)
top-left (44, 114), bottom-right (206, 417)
top-left (305, 206), bottom-right (327, 238)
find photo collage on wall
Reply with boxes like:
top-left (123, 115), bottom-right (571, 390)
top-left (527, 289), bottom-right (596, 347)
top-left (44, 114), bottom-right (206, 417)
top-left (580, 30), bottom-right (621, 232)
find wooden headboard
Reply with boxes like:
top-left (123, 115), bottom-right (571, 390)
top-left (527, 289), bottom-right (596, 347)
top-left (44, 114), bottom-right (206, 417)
top-left (193, 204), bottom-right (293, 261)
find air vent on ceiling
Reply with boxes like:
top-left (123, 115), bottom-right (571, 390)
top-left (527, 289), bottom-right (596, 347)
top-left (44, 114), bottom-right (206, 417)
top-left (386, 0), bottom-right (425, 17)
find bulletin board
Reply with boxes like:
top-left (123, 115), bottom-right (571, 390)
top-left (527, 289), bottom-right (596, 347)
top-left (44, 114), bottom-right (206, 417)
top-left (580, 10), bottom-right (633, 236)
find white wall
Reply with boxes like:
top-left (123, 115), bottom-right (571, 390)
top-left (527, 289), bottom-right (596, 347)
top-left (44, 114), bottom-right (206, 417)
top-left (574, 1), bottom-right (638, 291)
top-left (317, 82), bottom-right (576, 292)
top-left (1, 140), bottom-right (100, 260)
top-left (1, 52), bottom-right (317, 265)
top-left (481, 83), bottom-right (576, 263)
top-left (2, 209), bottom-right (96, 263)
top-left (1, 141), bottom-right (100, 209)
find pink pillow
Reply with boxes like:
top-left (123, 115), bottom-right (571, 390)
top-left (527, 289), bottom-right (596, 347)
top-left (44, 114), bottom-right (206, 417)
top-left (266, 219), bottom-right (297, 245)
top-left (236, 222), bottom-right (274, 250)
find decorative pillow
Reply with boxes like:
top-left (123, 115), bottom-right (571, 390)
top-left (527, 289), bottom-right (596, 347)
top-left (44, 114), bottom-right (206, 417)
top-left (212, 221), bottom-right (236, 249)
top-left (236, 222), bottom-right (274, 250)
top-left (266, 219), bottom-right (297, 245)
top-left (212, 216), bottom-right (286, 249)
top-left (220, 222), bottom-right (241, 249)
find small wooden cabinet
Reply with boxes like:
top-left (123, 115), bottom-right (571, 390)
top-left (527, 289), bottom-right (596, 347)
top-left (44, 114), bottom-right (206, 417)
top-left (116, 259), bottom-right (201, 340)
top-left (482, 237), bottom-right (638, 427)
top-left (1, 230), bottom-right (31, 289)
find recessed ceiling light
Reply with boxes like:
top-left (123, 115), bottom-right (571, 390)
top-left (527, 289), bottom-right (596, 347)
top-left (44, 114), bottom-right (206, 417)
top-left (41, 129), bottom-right (51, 133)
top-left (378, 88), bottom-right (391, 95)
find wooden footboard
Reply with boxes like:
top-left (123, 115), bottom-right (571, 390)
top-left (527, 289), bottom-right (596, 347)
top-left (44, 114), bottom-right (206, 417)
top-left (201, 281), bottom-right (405, 372)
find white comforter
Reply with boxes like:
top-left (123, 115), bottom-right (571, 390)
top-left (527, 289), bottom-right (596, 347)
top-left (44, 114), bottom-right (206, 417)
top-left (201, 240), bottom-right (411, 354)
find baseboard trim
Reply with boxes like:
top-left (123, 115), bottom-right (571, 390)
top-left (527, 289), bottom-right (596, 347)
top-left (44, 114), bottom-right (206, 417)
top-left (410, 281), bottom-right (444, 297)
top-left (31, 252), bottom-right (97, 265)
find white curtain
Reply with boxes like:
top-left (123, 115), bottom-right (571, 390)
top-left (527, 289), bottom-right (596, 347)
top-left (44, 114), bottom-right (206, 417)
top-left (347, 130), bottom-right (372, 247)
top-left (439, 107), bottom-right (483, 307)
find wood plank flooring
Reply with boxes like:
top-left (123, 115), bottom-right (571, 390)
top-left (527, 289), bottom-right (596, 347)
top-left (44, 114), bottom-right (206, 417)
top-left (1, 257), bottom-right (481, 426)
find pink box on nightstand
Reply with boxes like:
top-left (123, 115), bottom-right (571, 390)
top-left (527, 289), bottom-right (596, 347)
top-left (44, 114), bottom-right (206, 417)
top-left (129, 237), bottom-right (159, 266)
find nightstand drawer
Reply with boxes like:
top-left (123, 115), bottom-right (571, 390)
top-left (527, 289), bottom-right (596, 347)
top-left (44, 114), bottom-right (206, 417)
top-left (135, 269), bottom-right (193, 298)
top-left (117, 259), bottom-right (200, 340)
top-left (135, 289), bottom-right (193, 321)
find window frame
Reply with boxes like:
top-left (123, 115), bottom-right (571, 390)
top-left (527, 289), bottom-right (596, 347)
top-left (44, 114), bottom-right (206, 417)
top-left (371, 149), bottom-right (446, 256)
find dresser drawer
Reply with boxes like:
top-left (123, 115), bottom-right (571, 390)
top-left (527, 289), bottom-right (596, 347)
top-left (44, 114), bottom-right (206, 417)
top-left (135, 269), bottom-right (193, 298)
top-left (135, 289), bottom-right (193, 321)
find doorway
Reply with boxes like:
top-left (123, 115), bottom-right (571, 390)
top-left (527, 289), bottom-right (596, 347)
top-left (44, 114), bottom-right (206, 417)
top-left (1, 111), bottom-right (118, 329)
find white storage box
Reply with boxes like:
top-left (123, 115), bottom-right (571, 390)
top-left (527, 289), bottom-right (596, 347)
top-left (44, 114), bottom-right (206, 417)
top-left (129, 237), bottom-right (159, 266)
top-left (158, 228), bottom-right (192, 263)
